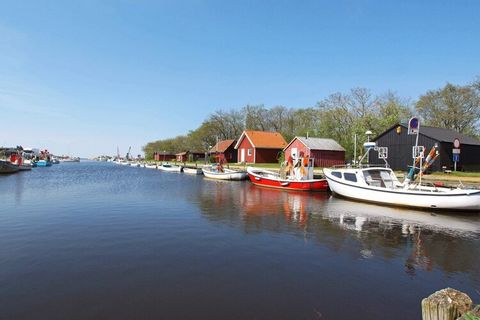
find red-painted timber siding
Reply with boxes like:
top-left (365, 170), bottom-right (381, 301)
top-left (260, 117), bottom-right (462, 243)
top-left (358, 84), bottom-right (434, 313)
top-left (255, 148), bottom-right (282, 163)
top-left (310, 150), bottom-right (345, 167)
top-left (284, 137), bottom-right (345, 167)
top-left (284, 139), bottom-right (310, 160)
top-left (176, 154), bottom-right (187, 162)
top-left (237, 137), bottom-right (255, 163)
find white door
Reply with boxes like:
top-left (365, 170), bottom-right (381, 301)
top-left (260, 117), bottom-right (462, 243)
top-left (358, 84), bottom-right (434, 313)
top-left (241, 149), bottom-right (245, 162)
top-left (291, 147), bottom-right (298, 158)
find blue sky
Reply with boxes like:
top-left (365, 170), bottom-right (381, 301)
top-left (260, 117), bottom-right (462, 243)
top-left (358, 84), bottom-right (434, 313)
top-left (1, 0), bottom-right (479, 157)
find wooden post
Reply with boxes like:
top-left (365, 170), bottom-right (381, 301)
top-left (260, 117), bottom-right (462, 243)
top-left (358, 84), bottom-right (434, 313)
top-left (421, 288), bottom-right (473, 320)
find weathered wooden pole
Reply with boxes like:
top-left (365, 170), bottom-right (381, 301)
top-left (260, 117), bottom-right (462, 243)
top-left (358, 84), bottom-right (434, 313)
top-left (421, 288), bottom-right (473, 320)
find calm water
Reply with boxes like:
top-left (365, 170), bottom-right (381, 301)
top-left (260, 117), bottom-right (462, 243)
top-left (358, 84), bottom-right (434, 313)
top-left (1, 162), bottom-right (479, 320)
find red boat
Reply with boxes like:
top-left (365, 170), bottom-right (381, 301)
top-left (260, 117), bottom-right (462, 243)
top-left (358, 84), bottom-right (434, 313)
top-left (246, 156), bottom-right (329, 192)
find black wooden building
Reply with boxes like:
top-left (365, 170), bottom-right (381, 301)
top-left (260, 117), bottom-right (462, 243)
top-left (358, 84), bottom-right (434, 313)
top-left (373, 123), bottom-right (480, 172)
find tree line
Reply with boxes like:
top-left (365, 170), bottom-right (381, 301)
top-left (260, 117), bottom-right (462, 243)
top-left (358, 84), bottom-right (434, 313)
top-left (143, 79), bottom-right (480, 161)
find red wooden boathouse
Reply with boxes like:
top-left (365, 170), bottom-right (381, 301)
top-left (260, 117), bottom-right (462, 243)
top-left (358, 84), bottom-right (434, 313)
top-left (283, 136), bottom-right (345, 167)
top-left (209, 139), bottom-right (237, 163)
top-left (234, 130), bottom-right (287, 163)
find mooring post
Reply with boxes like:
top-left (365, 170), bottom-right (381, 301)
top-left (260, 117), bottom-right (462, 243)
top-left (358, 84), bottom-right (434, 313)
top-left (421, 288), bottom-right (473, 320)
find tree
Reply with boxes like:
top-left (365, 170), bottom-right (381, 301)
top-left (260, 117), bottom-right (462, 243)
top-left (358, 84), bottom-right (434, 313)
top-left (416, 82), bottom-right (480, 136)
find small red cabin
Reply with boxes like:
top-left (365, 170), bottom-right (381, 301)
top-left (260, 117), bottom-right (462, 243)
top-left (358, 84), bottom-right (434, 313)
top-left (176, 151), bottom-right (204, 162)
top-left (234, 130), bottom-right (287, 163)
top-left (209, 139), bottom-right (237, 163)
top-left (283, 136), bottom-right (345, 167)
top-left (154, 152), bottom-right (176, 162)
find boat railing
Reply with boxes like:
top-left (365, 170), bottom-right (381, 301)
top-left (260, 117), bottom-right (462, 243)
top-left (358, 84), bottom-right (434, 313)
top-left (331, 163), bottom-right (390, 169)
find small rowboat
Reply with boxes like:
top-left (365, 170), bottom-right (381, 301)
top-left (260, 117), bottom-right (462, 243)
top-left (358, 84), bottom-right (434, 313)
top-left (144, 163), bottom-right (157, 169)
top-left (183, 167), bottom-right (203, 175)
top-left (202, 166), bottom-right (247, 180)
top-left (247, 167), bottom-right (328, 192)
top-left (157, 163), bottom-right (182, 172)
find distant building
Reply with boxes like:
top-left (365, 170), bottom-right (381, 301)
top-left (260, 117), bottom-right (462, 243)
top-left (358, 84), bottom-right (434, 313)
top-left (234, 130), bottom-right (287, 163)
top-left (373, 124), bottom-right (480, 171)
top-left (154, 151), bottom-right (176, 162)
top-left (283, 136), bottom-right (345, 167)
top-left (176, 151), bottom-right (204, 162)
top-left (209, 139), bottom-right (237, 163)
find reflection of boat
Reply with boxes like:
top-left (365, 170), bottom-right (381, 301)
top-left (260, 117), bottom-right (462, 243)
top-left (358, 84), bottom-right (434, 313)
top-left (320, 196), bottom-right (480, 235)
top-left (183, 167), bottom-right (203, 175)
top-left (247, 163), bottom-right (328, 192)
top-left (0, 160), bottom-right (19, 174)
top-left (324, 167), bottom-right (480, 211)
top-left (157, 163), bottom-right (182, 172)
top-left (202, 166), bottom-right (247, 180)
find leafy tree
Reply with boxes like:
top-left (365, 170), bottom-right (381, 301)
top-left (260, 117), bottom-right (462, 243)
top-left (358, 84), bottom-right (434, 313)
top-left (416, 82), bottom-right (480, 136)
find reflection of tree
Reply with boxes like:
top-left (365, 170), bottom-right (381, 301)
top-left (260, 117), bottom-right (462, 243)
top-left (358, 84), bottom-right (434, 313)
top-left (192, 182), bottom-right (480, 279)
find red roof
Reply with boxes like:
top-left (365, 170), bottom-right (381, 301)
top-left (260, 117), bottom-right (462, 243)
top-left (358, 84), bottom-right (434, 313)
top-left (209, 139), bottom-right (236, 153)
top-left (235, 130), bottom-right (287, 149)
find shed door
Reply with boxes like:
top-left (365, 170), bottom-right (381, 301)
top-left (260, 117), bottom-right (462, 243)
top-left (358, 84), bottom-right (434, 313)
top-left (291, 147), bottom-right (298, 158)
top-left (241, 149), bottom-right (245, 162)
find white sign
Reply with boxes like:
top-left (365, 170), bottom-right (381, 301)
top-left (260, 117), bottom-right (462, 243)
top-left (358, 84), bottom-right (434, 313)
top-left (377, 147), bottom-right (388, 159)
top-left (452, 148), bottom-right (461, 154)
top-left (453, 138), bottom-right (460, 148)
top-left (412, 146), bottom-right (425, 159)
top-left (408, 117), bottom-right (420, 135)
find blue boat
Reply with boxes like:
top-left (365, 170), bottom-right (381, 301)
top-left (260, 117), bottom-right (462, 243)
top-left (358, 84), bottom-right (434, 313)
top-left (36, 160), bottom-right (52, 167)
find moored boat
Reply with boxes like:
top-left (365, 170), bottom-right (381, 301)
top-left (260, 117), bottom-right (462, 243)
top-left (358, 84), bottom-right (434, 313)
top-left (247, 167), bottom-right (328, 192)
top-left (202, 165), bottom-right (247, 180)
top-left (157, 163), bottom-right (182, 172)
top-left (323, 167), bottom-right (480, 211)
top-left (144, 163), bottom-right (158, 169)
top-left (19, 160), bottom-right (33, 171)
top-left (0, 160), bottom-right (20, 174)
top-left (324, 117), bottom-right (480, 211)
top-left (35, 160), bottom-right (52, 167)
top-left (183, 167), bottom-right (203, 175)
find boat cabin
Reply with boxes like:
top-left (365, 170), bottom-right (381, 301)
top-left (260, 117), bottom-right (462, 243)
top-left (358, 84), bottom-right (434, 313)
top-left (329, 168), bottom-right (402, 189)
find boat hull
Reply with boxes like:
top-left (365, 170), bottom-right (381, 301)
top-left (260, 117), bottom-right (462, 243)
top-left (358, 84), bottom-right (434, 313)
top-left (35, 160), bottom-right (52, 167)
top-left (183, 167), bottom-right (203, 175)
top-left (157, 165), bottom-right (182, 172)
top-left (247, 168), bottom-right (328, 192)
top-left (202, 168), bottom-right (247, 180)
top-left (0, 160), bottom-right (20, 174)
top-left (323, 169), bottom-right (480, 211)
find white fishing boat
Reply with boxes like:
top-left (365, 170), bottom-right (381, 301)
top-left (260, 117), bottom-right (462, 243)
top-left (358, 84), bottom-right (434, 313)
top-left (19, 159), bottom-right (33, 171)
top-left (157, 163), bottom-right (182, 172)
top-left (183, 167), bottom-right (203, 175)
top-left (202, 165), bottom-right (247, 180)
top-left (323, 167), bottom-right (480, 211)
top-left (324, 117), bottom-right (480, 212)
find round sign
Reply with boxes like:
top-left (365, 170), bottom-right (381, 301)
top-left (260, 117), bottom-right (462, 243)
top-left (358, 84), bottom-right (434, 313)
top-left (454, 138), bottom-right (460, 148)
top-left (409, 117), bottom-right (419, 129)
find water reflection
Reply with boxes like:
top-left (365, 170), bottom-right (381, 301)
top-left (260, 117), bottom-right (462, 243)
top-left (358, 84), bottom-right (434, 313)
top-left (195, 182), bottom-right (480, 278)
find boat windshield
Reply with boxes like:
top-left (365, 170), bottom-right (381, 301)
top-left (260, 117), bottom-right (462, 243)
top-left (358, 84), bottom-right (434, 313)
top-left (363, 169), bottom-right (395, 188)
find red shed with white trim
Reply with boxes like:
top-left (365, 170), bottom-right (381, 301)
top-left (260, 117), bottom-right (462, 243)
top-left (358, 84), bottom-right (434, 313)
top-left (283, 136), bottom-right (345, 167)
top-left (234, 130), bottom-right (287, 163)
